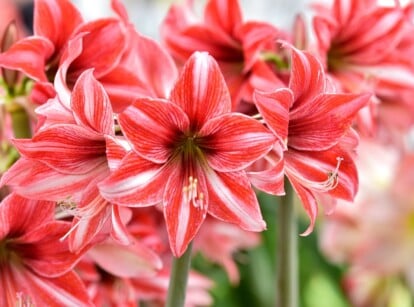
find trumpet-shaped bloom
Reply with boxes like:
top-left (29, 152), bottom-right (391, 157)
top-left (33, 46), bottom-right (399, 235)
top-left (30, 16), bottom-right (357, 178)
top-left (0, 193), bottom-right (91, 306)
top-left (1, 70), bottom-right (130, 252)
top-left (254, 47), bottom-right (369, 234)
top-left (99, 52), bottom-right (275, 256)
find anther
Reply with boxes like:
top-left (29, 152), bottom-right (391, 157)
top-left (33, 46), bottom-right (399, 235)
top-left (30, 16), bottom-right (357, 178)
top-left (183, 176), bottom-right (204, 209)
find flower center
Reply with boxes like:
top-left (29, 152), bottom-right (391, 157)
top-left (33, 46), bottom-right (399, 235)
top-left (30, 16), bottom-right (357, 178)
top-left (183, 176), bottom-right (204, 210)
top-left (0, 238), bottom-right (20, 265)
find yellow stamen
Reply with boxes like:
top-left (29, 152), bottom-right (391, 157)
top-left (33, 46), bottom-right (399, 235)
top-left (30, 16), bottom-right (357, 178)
top-left (183, 176), bottom-right (204, 210)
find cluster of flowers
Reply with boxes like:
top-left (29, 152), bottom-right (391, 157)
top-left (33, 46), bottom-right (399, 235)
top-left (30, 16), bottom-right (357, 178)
top-left (0, 0), bottom-right (413, 305)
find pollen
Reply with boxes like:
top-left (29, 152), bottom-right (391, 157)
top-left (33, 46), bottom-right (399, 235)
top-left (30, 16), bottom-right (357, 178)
top-left (183, 176), bottom-right (205, 210)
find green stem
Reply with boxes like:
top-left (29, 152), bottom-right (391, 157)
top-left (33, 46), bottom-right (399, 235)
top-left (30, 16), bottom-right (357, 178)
top-left (166, 242), bottom-right (193, 307)
top-left (10, 107), bottom-right (31, 139)
top-left (276, 179), bottom-right (298, 307)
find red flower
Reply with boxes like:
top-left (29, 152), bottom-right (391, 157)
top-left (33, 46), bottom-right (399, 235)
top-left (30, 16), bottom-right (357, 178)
top-left (1, 70), bottom-right (129, 252)
top-left (254, 46), bottom-right (370, 234)
top-left (161, 0), bottom-right (284, 109)
top-left (0, 193), bottom-right (91, 306)
top-left (99, 52), bottom-right (275, 256)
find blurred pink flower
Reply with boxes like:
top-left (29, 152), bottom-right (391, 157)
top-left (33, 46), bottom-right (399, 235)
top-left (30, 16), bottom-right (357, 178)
top-left (312, 0), bottom-right (414, 137)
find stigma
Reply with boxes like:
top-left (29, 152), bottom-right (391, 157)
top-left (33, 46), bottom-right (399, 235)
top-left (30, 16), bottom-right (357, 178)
top-left (183, 176), bottom-right (205, 210)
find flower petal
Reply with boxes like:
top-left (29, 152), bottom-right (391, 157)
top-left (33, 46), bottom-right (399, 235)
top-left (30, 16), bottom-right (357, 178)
top-left (98, 66), bottom-right (149, 113)
top-left (68, 18), bottom-right (127, 80)
top-left (105, 135), bottom-right (130, 171)
top-left (288, 47), bottom-right (326, 105)
top-left (12, 269), bottom-right (92, 306)
top-left (1, 158), bottom-right (107, 201)
top-left (163, 161), bottom-right (208, 257)
top-left (34, 0), bottom-right (83, 53)
top-left (200, 113), bottom-right (275, 172)
top-left (253, 88), bottom-right (293, 147)
top-left (204, 0), bottom-right (243, 35)
top-left (12, 124), bottom-right (107, 174)
top-left (71, 69), bottom-right (114, 134)
top-left (289, 93), bottom-right (369, 151)
top-left (67, 186), bottom-right (111, 253)
top-left (0, 36), bottom-right (54, 82)
top-left (119, 98), bottom-right (189, 163)
top-left (110, 205), bottom-right (132, 245)
top-left (124, 32), bottom-right (178, 99)
top-left (285, 146), bottom-right (358, 203)
top-left (248, 155), bottom-right (285, 195)
top-left (170, 52), bottom-right (231, 130)
top-left (17, 221), bottom-right (85, 277)
top-left (0, 193), bottom-right (54, 238)
top-left (88, 240), bottom-right (162, 278)
top-left (286, 176), bottom-right (318, 236)
top-left (206, 169), bottom-right (266, 231)
top-left (99, 152), bottom-right (167, 206)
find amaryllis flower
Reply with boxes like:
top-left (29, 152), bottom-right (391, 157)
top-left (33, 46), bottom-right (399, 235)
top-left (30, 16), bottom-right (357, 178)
top-left (99, 52), bottom-right (275, 256)
top-left (312, 0), bottom-right (414, 136)
top-left (0, 193), bottom-right (91, 306)
top-left (254, 46), bottom-right (369, 234)
top-left (1, 70), bottom-right (130, 252)
top-left (161, 0), bottom-right (285, 110)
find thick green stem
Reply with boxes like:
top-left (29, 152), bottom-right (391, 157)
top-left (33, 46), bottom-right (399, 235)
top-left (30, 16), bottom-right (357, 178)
top-left (166, 242), bottom-right (193, 307)
top-left (276, 179), bottom-right (298, 307)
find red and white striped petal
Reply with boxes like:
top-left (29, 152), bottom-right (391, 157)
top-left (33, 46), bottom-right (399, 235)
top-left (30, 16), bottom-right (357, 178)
top-left (1, 158), bottom-right (107, 201)
top-left (99, 152), bottom-right (168, 206)
top-left (285, 147), bottom-right (358, 204)
top-left (125, 33), bottom-right (178, 99)
top-left (71, 69), bottom-right (114, 135)
top-left (206, 169), bottom-right (266, 231)
top-left (289, 93), bottom-right (369, 151)
top-left (13, 124), bottom-right (106, 175)
top-left (248, 157), bottom-right (285, 195)
top-left (69, 18), bottom-right (127, 80)
top-left (288, 47), bottom-right (326, 105)
top-left (17, 221), bottom-right (85, 277)
top-left (253, 88), bottom-right (292, 147)
top-left (110, 205), bottom-right (132, 245)
top-left (119, 98), bottom-right (189, 163)
top-left (105, 135), bottom-right (130, 171)
top-left (170, 52), bottom-right (231, 130)
top-left (0, 193), bottom-right (55, 239)
top-left (286, 175), bottom-right (318, 236)
top-left (67, 186), bottom-right (112, 253)
top-left (11, 268), bottom-right (92, 306)
top-left (98, 66), bottom-right (149, 113)
top-left (200, 113), bottom-right (275, 172)
top-left (163, 161), bottom-right (208, 257)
